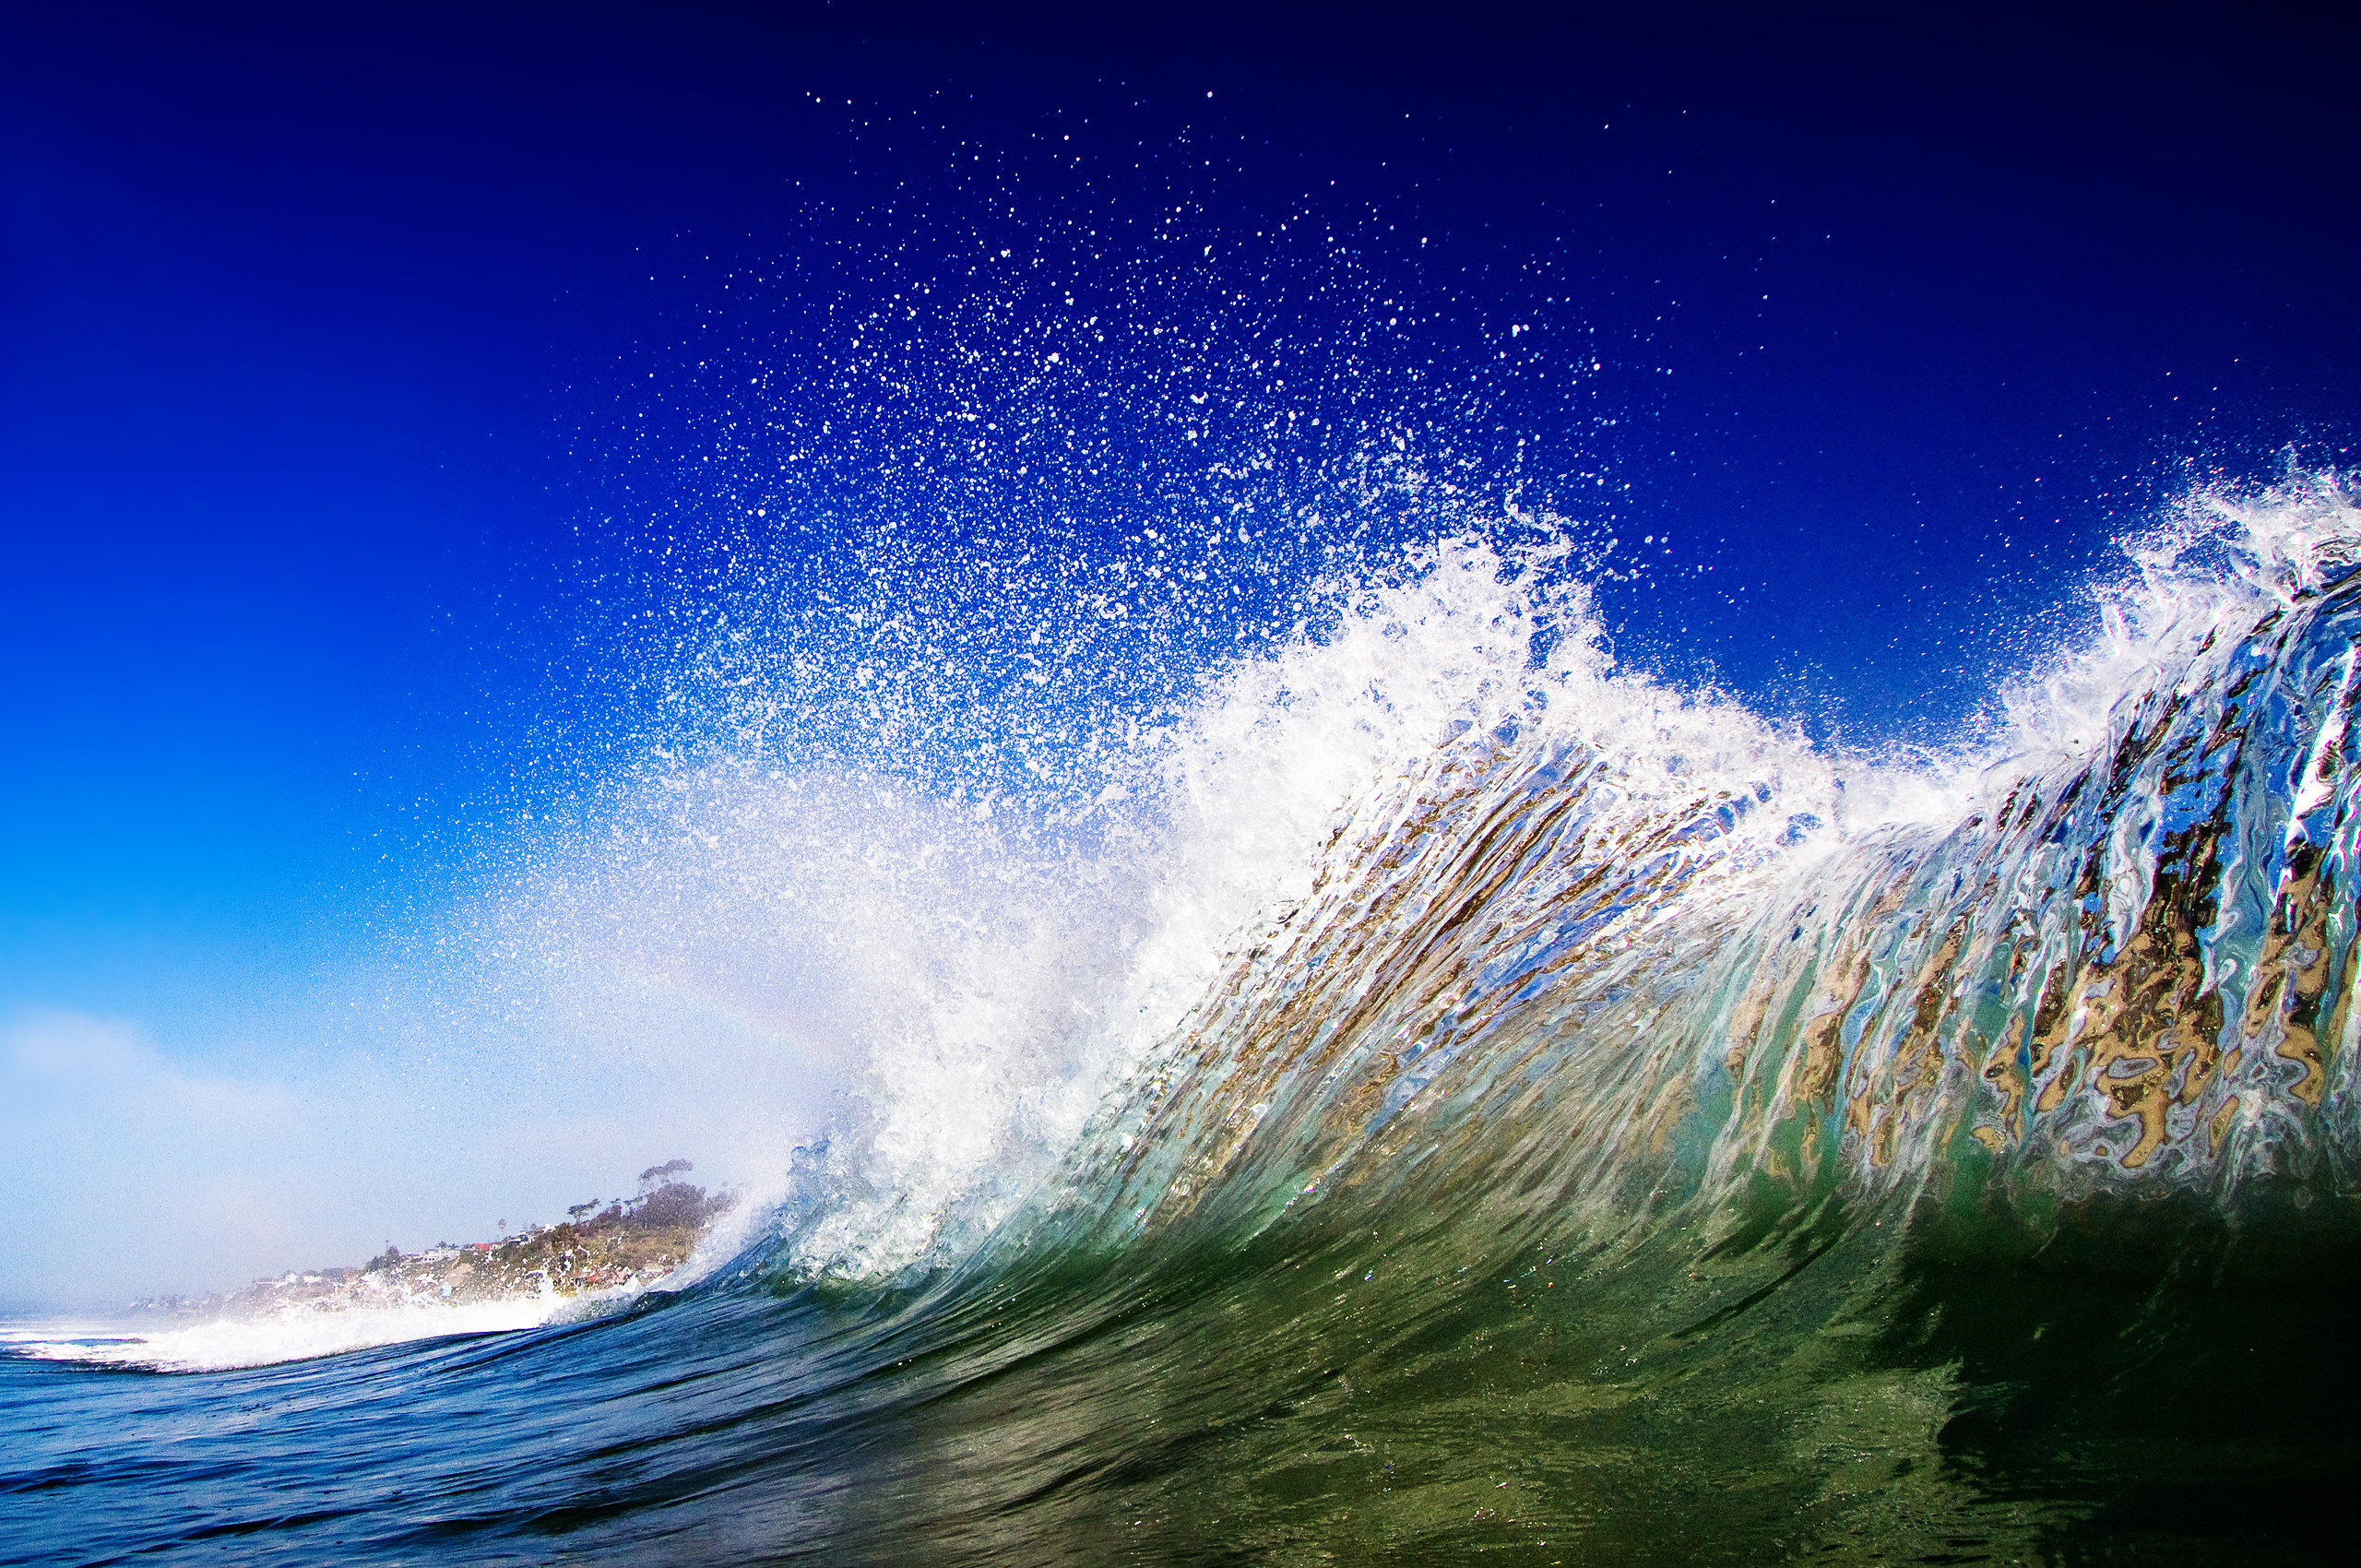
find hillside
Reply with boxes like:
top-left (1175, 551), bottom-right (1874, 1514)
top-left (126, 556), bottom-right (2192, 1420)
top-left (136, 1169), bottom-right (740, 1319)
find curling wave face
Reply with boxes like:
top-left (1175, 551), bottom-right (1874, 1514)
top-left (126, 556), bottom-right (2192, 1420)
top-left (763, 472), bottom-right (2361, 1284)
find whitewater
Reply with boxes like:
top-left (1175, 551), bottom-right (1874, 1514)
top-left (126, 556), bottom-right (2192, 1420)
top-left (7, 468), bottom-right (2361, 1565)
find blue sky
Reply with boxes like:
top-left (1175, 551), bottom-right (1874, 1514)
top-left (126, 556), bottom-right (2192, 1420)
top-left (2, 2), bottom-right (2353, 1305)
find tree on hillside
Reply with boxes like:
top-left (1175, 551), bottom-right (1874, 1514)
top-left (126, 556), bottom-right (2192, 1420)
top-left (629, 1179), bottom-right (727, 1229)
top-left (637, 1158), bottom-right (693, 1191)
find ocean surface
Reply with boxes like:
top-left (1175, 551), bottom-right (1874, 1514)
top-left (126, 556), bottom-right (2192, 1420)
top-left (10, 476), bottom-right (2361, 1564)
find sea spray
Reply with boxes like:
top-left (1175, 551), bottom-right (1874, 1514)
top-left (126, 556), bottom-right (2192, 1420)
top-left (749, 472), bottom-right (2361, 1291)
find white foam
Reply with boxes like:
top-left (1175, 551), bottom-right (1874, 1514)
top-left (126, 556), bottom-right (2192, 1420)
top-left (1962, 470), bottom-right (2361, 794)
top-left (3, 1298), bottom-right (570, 1372)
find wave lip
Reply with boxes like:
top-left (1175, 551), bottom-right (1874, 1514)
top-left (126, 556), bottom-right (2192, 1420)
top-left (915, 472), bottom-right (2361, 1267)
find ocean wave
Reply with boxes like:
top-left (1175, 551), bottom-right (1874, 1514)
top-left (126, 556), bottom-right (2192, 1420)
top-left (731, 470), bottom-right (2361, 1287)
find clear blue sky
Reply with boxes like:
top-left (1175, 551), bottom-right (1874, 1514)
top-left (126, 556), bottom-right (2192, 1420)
top-left (2, 1), bottom-right (2352, 1305)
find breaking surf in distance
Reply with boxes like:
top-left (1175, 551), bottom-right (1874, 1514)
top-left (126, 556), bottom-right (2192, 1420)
top-left (11, 458), bottom-right (2361, 1564)
top-left (1, 1299), bottom-right (572, 1374)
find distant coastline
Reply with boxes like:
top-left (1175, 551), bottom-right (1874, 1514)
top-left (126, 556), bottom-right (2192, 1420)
top-left (125, 1163), bottom-right (737, 1320)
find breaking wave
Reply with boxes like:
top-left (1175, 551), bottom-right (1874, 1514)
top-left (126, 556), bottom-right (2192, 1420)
top-left (737, 469), bottom-right (2361, 1292)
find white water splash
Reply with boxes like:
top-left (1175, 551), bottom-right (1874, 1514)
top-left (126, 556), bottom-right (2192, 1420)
top-left (460, 470), bottom-right (2361, 1284)
top-left (3, 1299), bottom-right (571, 1373)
